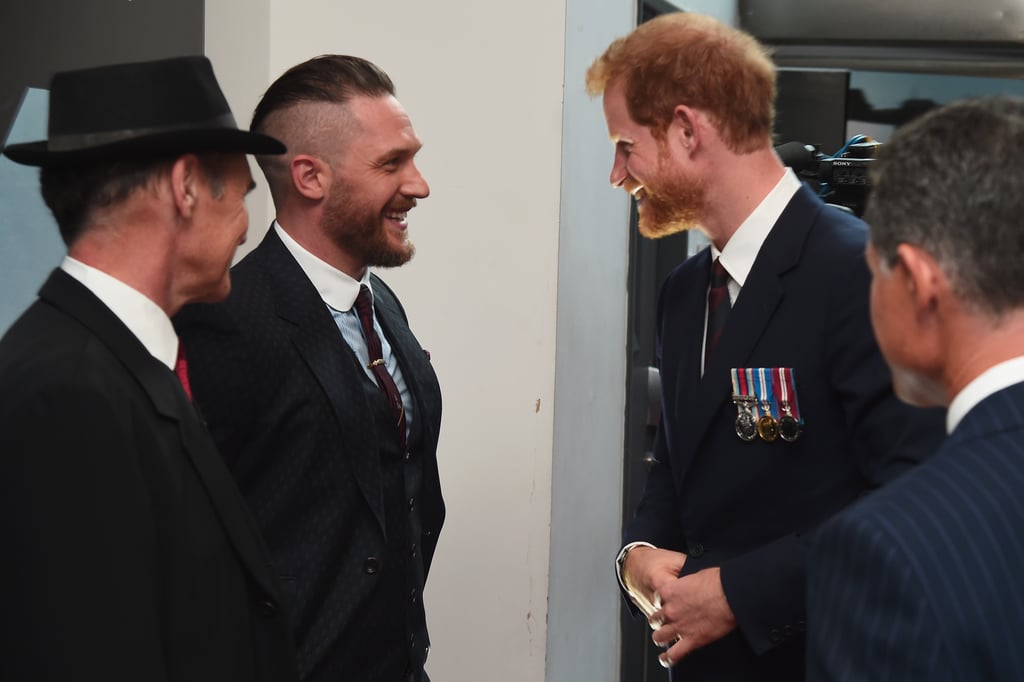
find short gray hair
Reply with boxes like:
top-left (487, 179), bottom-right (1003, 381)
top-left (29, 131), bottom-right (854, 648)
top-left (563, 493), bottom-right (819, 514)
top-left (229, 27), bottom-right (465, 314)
top-left (866, 95), bottom-right (1024, 317)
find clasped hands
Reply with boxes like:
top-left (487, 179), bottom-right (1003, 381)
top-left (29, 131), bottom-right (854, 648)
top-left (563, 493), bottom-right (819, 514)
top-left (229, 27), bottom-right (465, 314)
top-left (622, 546), bottom-right (737, 669)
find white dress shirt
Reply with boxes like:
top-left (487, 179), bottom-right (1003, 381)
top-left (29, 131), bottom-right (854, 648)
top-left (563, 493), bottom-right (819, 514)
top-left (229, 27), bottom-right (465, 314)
top-left (60, 256), bottom-right (178, 370)
top-left (947, 356), bottom-right (1024, 434)
top-left (273, 222), bottom-right (414, 434)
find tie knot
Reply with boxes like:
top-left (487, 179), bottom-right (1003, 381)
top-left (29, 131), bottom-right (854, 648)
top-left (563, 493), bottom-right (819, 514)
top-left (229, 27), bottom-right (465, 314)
top-left (710, 258), bottom-right (730, 288)
top-left (354, 284), bottom-right (374, 322)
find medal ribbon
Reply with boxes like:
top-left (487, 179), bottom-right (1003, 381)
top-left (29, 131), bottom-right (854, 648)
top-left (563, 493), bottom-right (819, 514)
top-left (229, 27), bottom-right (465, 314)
top-left (756, 367), bottom-right (775, 419)
top-left (772, 368), bottom-right (790, 418)
top-left (745, 368), bottom-right (760, 418)
top-left (776, 367), bottom-right (802, 423)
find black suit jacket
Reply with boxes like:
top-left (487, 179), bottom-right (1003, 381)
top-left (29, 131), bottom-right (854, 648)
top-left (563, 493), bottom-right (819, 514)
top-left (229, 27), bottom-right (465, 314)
top-left (0, 269), bottom-right (297, 682)
top-left (624, 185), bottom-right (944, 680)
top-left (175, 228), bottom-right (444, 681)
top-left (808, 381), bottom-right (1024, 681)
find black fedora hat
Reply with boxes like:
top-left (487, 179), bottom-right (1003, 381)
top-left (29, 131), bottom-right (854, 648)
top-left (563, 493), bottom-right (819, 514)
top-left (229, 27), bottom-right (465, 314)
top-left (3, 55), bottom-right (285, 167)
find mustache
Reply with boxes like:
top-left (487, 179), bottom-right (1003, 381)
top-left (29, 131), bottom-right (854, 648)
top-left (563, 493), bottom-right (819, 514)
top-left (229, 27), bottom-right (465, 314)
top-left (387, 198), bottom-right (418, 212)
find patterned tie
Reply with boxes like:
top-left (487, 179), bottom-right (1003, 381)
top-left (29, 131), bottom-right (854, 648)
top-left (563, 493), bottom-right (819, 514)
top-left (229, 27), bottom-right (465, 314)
top-left (174, 341), bottom-right (193, 401)
top-left (353, 285), bottom-right (407, 448)
top-left (704, 257), bottom-right (731, 363)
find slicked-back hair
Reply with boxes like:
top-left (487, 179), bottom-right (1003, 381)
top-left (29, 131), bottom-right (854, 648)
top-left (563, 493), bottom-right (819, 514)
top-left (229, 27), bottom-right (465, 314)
top-left (866, 95), bottom-right (1024, 317)
top-left (251, 55), bottom-right (395, 134)
top-left (585, 12), bottom-right (775, 153)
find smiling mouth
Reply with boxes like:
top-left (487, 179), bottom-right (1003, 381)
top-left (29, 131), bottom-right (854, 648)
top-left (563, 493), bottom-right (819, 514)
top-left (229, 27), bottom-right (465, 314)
top-left (624, 180), bottom-right (646, 201)
top-left (385, 211), bottom-right (408, 223)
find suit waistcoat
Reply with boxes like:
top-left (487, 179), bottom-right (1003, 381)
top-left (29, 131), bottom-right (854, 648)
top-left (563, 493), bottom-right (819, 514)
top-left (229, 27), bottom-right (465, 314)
top-left (314, 367), bottom-right (430, 681)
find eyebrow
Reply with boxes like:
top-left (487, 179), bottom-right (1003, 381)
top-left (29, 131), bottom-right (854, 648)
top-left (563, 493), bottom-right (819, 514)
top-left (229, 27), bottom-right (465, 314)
top-left (377, 141), bottom-right (423, 161)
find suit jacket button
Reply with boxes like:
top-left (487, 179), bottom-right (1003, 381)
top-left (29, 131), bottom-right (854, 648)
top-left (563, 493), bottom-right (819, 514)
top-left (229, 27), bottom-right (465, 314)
top-left (689, 542), bottom-right (705, 557)
top-left (408, 497), bottom-right (415, 511)
top-left (404, 450), bottom-right (412, 462)
top-left (364, 556), bottom-right (381, 574)
top-left (410, 588), bottom-right (418, 603)
top-left (259, 599), bottom-right (277, 617)
top-left (769, 627), bottom-right (782, 643)
top-left (410, 543), bottom-right (418, 557)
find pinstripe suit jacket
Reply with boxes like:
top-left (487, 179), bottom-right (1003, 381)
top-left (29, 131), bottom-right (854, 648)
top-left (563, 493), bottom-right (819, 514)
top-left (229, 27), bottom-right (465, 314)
top-left (807, 381), bottom-right (1024, 681)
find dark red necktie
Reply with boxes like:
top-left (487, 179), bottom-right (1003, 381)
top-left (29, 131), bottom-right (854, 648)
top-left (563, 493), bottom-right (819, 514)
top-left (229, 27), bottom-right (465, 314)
top-left (704, 258), bottom-right (731, 363)
top-left (174, 342), bottom-right (193, 401)
top-left (353, 285), bottom-right (407, 448)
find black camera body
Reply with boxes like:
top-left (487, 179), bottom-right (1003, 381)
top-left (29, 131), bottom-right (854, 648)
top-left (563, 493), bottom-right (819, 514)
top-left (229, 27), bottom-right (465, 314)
top-left (776, 136), bottom-right (880, 217)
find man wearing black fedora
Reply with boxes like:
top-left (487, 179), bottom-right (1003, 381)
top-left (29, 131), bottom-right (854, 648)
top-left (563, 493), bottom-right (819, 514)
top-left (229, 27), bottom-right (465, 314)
top-left (0, 56), bottom-right (298, 682)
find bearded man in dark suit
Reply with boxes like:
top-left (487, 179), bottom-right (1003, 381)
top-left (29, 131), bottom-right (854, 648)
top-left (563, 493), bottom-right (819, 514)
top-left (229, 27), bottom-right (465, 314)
top-left (175, 55), bottom-right (444, 682)
top-left (585, 12), bottom-right (944, 681)
top-left (0, 56), bottom-right (296, 682)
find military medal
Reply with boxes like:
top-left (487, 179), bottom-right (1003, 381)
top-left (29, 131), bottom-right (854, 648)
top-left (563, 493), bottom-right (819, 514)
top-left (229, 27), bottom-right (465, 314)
top-left (730, 368), bottom-right (758, 442)
top-left (773, 367), bottom-right (803, 442)
top-left (755, 367), bottom-right (779, 442)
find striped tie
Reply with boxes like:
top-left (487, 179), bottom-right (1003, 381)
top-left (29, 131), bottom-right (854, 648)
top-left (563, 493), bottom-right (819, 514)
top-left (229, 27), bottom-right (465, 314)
top-left (704, 258), bottom-right (731, 363)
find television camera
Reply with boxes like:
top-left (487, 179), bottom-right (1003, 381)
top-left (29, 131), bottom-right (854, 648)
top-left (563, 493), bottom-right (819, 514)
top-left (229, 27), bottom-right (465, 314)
top-left (775, 135), bottom-right (881, 217)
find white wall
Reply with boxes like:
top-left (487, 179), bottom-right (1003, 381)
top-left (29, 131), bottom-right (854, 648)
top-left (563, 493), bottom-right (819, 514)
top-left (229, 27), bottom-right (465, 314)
top-left (206, 1), bottom-right (633, 679)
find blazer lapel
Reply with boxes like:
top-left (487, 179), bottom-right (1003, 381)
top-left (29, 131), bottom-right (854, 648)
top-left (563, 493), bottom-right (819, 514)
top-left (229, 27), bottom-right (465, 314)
top-left (39, 269), bottom-right (282, 598)
top-left (254, 230), bottom-right (387, 533)
top-left (370, 275), bottom-right (440, 447)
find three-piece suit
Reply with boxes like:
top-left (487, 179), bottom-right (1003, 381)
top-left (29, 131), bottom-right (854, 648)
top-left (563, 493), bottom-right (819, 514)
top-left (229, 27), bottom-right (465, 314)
top-left (176, 228), bottom-right (444, 681)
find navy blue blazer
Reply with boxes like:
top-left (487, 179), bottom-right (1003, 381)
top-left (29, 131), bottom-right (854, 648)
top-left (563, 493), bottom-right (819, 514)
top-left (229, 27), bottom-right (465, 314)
top-left (175, 228), bottom-right (444, 681)
top-left (0, 269), bottom-right (297, 682)
top-left (807, 381), bottom-right (1024, 681)
top-left (624, 184), bottom-right (944, 680)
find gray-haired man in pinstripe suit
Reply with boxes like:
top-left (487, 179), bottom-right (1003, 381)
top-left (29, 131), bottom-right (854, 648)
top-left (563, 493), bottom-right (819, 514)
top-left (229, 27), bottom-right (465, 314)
top-left (807, 95), bottom-right (1024, 681)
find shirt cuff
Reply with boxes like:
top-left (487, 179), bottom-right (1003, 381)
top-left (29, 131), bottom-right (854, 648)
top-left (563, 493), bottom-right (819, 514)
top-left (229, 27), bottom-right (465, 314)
top-left (616, 541), bottom-right (658, 613)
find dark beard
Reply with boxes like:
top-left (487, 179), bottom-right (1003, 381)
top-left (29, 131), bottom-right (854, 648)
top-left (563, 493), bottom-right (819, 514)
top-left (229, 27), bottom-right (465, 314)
top-left (323, 196), bottom-right (415, 269)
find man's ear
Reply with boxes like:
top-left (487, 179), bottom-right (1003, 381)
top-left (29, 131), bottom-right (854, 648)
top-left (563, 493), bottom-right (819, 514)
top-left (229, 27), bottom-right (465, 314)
top-left (670, 104), bottom-right (701, 154)
top-left (170, 153), bottom-right (201, 218)
top-left (894, 243), bottom-right (946, 314)
top-left (291, 154), bottom-right (330, 200)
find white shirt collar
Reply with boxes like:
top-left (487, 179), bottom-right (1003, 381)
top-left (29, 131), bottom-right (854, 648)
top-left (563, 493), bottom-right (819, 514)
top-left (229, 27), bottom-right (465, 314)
top-left (60, 256), bottom-right (178, 370)
top-left (274, 221), bottom-right (372, 311)
top-left (946, 356), bottom-right (1024, 433)
top-left (711, 168), bottom-right (801, 287)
